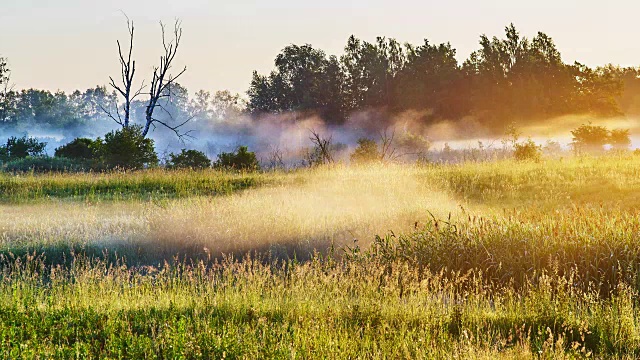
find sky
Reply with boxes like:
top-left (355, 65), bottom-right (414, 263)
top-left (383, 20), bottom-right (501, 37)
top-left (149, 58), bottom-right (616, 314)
top-left (1, 0), bottom-right (639, 96)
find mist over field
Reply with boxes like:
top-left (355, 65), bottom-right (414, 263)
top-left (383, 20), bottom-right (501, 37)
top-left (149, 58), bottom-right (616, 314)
top-left (5, 11), bottom-right (640, 358)
top-left (2, 23), bottom-right (640, 164)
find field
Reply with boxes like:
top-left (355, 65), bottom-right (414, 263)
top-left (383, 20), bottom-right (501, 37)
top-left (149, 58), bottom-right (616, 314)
top-left (2, 157), bottom-right (640, 358)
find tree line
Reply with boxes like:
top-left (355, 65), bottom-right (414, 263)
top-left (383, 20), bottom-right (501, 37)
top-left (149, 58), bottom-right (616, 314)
top-left (1, 22), bottom-right (640, 173)
top-left (2, 24), bottom-right (640, 137)
top-left (248, 24), bottom-right (639, 130)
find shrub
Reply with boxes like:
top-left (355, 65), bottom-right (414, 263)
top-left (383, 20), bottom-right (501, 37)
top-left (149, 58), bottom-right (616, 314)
top-left (167, 149), bottom-right (211, 169)
top-left (4, 156), bottom-right (91, 173)
top-left (514, 138), bottom-right (542, 161)
top-left (101, 125), bottom-right (158, 170)
top-left (571, 123), bottom-right (609, 154)
top-left (55, 138), bottom-right (100, 160)
top-left (350, 138), bottom-right (380, 164)
top-left (0, 136), bottom-right (47, 162)
top-left (214, 146), bottom-right (259, 170)
top-left (609, 129), bottom-right (631, 150)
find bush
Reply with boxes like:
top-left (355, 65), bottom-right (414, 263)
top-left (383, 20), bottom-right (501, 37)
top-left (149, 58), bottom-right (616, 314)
top-left (55, 138), bottom-right (100, 160)
top-left (350, 138), bottom-right (380, 164)
top-left (167, 149), bottom-right (211, 169)
top-left (514, 138), bottom-right (542, 162)
top-left (571, 123), bottom-right (609, 153)
top-left (100, 126), bottom-right (158, 170)
top-left (214, 146), bottom-right (259, 170)
top-left (610, 129), bottom-right (631, 150)
top-left (0, 136), bottom-right (47, 162)
top-left (3, 156), bottom-right (92, 173)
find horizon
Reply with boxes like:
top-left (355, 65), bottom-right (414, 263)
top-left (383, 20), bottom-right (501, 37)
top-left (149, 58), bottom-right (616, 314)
top-left (1, 0), bottom-right (639, 96)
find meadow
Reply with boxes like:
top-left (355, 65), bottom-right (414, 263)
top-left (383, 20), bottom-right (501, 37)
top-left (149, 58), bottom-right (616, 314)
top-left (2, 156), bottom-right (640, 358)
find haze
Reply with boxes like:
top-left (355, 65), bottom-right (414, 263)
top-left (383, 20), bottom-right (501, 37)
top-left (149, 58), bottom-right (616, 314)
top-left (1, 0), bottom-right (638, 95)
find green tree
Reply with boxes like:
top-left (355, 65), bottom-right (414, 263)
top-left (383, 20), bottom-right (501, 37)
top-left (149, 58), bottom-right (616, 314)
top-left (55, 138), bottom-right (100, 160)
top-left (167, 149), bottom-right (211, 169)
top-left (341, 36), bottom-right (405, 110)
top-left (0, 136), bottom-right (47, 162)
top-left (350, 138), bottom-right (380, 164)
top-left (248, 44), bottom-right (346, 123)
top-left (214, 146), bottom-right (260, 170)
top-left (101, 125), bottom-right (158, 169)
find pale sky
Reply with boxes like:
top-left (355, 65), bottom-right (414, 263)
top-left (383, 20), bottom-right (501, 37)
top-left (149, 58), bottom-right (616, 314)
top-left (1, 0), bottom-right (638, 96)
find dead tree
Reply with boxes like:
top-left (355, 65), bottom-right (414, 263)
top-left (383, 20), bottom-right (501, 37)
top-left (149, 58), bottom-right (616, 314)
top-left (142, 20), bottom-right (190, 139)
top-left (104, 16), bottom-right (190, 140)
top-left (103, 15), bottom-right (144, 127)
top-left (0, 57), bottom-right (12, 123)
top-left (379, 129), bottom-right (397, 161)
top-left (309, 129), bottom-right (334, 164)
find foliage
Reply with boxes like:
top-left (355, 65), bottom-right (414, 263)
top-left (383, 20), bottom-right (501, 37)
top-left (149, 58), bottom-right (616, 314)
top-left (350, 138), bottom-right (380, 164)
top-left (248, 24), bottom-right (624, 131)
top-left (166, 149), bottom-right (211, 169)
top-left (247, 44), bottom-right (346, 123)
top-left (101, 125), bottom-right (158, 170)
top-left (513, 138), bottom-right (542, 161)
top-left (214, 146), bottom-right (260, 170)
top-left (54, 137), bottom-right (100, 160)
top-left (571, 123), bottom-right (610, 153)
top-left (0, 136), bottom-right (47, 162)
top-left (3, 156), bottom-right (92, 173)
top-left (394, 131), bottom-right (431, 158)
top-left (610, 128), bottom-right (631, 150)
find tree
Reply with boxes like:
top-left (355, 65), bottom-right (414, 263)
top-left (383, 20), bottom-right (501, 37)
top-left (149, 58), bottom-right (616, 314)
top-left (0, 57), bottom-right (12, 123)
top-left (394, 40), bottom-right (463, 118)
top-left (350, 138), bottom-right (380, 164)
top-left (571, 123), bottom-right (609, 154)
top-left (55, 138), bottom-right (100, 160)
top-left (341, 36), bottom-right (405, 111)
top-left (248, 44), bottom-right (347, 123)
top-left (102, 15), bottom-right (144, 128)
top-left (514, 138), bottom-right (542, 161)
top-left (609, 129), bottom-right (631, 150)
top-left (214, 146), bottom-right (260, 170)
top-left (105, 16), bottom-right (189, 139)
top-left (142, 20), bottom-right (189, 138)
top-left (167, 149), bottom-right (211, 169)
top-left (101, 125), bottom-right (158, 169)
top-left (0, 136), bottom-right (47, 162)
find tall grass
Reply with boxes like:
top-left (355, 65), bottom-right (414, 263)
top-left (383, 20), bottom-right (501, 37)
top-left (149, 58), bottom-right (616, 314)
top-left (0, 168), bottom-right (266, 203)
top-left (2, 157), bottom-right (640, 357)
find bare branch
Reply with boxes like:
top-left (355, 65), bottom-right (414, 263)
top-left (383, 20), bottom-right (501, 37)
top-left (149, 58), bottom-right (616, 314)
top-left (142, 18), bottom-right (188, 138)
top-left (308, 128), bottom-right (335, 164)
top-left (104, 13), bottom-right (137, 128)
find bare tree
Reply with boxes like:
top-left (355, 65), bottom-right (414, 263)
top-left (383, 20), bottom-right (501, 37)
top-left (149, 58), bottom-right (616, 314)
top-left (379, 129), bottom-right (397, 161)
top-left (104, 17), bottom-right (190, 140)
top-left (0, 57), bottom-right (14, 123)
top-left (103, 15), bottom-right (144, 127)
top-left (309, 129), bottom-right (334, 164)
top-left (267, 145), bottom-right (285, 170)
top-left (142, 20), bottom-right (190, 139)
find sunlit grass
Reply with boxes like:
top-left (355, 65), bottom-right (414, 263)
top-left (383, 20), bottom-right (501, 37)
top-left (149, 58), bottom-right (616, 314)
top-left (2, 156), bottom-right (640, 357)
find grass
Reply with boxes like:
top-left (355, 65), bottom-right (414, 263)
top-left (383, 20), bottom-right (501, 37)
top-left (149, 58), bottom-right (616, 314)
top-left (0, 168), bottom-right (267, 203)
top-left (2, 156), bottom-right (640, 358)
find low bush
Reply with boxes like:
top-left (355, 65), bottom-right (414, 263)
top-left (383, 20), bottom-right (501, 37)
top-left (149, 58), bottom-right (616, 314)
top-left (514, 138), bottom-right (542, 161)
top-left (55, 137), bottom-right (101, 160)
top-left (3, 156), bottom-right (93, 173)
top-left (167, 149), bottom-right (211, 169)
top-left (214, 146), bottom-right (260, 170)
